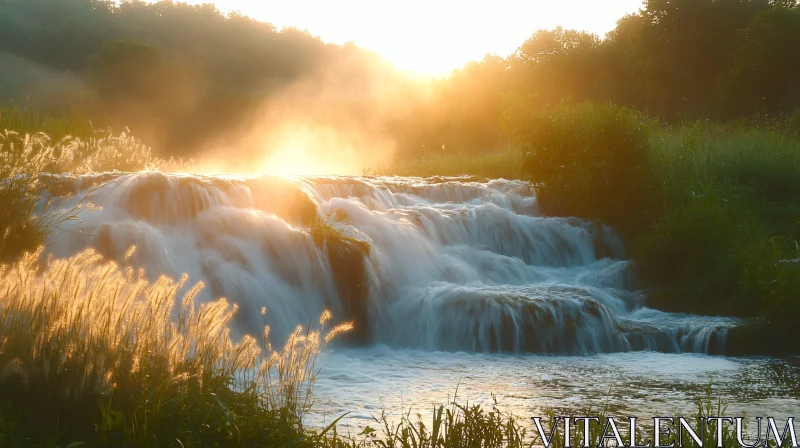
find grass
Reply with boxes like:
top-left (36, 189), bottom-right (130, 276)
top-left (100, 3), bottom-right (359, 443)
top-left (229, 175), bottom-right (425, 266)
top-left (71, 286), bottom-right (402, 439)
top-left (0, 246), bottom-right (352, 447)
top-left (0, 243), bottom-right (767, 447)
top-left (0, 130), bottom-right (87, 262)
top-left (0, 105), bottom-right (96, 142)
top-left (379, 145), bottom-right (522, 179)
top-left (534, 382), bottom-right (742, 448)
top-left (349, 396), bottom-right (528, 448)
top-left (634, 122), bottom-right (800, 321)
top-left (0, 106), bottom-right (193, 261)
top-left (0, 129), bottom-right (145, 262)
top-left (0, 244), bottom-right (537, 448)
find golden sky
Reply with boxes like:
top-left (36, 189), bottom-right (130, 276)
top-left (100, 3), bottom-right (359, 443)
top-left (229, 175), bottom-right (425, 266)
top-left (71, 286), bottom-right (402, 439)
top-left (178, 0), bottom-right (644, 76)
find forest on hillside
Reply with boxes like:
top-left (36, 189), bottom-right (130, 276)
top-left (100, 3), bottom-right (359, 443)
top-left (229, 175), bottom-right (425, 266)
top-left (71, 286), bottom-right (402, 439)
top-left (1, 0), bottom-right (799, 162)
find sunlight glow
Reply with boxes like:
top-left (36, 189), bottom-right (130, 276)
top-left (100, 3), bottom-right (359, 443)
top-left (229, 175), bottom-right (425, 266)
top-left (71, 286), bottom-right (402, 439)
top-left (259, 145), bottom-right (339, 177)
top-left (253, 124), bottom-right (392, 176)
top-left (166, 0), bottom-right (643, 76)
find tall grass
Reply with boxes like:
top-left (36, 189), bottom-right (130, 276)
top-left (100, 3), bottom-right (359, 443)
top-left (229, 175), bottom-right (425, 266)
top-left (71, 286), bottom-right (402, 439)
top-left (0, 129), bottom-right (147, 262)
top-left (0, 105), bottom-right (95, 141)
top-left (0, 246), bottom-right (536, 448)
top-left (0, 246), bottom-right (350, 446)
top-left (381, 145), bottom-right (522, 179)
top-left (357, 396), bottom-right (528, 448)
top-left (0, 131), bottom-right (75, 262)
top-left (0, 105), bottom-right (193, 174)
top-left (638, 122), bottom-right (800, 321)
top-left (0, 108), bottom-right (194, 261)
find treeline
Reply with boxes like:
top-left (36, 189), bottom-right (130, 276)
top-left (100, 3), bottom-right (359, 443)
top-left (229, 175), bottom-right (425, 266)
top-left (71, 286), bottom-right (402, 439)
top-left (1, 0), bottom-right (799, 160)
top-left (409, 0), bottom-right (800, 156)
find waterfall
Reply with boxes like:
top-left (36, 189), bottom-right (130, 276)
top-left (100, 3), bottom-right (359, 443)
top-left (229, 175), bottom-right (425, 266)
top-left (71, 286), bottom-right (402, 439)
top-left (41, 171), bottom-right (737, 355)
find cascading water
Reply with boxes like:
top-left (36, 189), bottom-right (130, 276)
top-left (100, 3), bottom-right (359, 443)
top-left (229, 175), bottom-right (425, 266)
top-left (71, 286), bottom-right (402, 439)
top-left (41, 171), bottom-right (736, 356)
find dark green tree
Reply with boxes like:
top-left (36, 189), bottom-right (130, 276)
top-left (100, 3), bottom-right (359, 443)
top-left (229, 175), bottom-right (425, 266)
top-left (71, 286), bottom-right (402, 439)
top-left (509, 27), bottom-right (602, 105)
top-left (717, 4), bottom-right (800, 117)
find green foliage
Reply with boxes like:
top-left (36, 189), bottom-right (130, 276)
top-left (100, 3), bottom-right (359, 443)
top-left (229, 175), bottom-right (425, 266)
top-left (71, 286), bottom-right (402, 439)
top-left (717, 5), bottom-right (800, 118)
top-left (632, 197), bottom-right (762, 315)
top-left (1, 0), bottom-right (798, 161)
top-left (90, 39), bottom-right (169, 101)
top-left (355, 396), bottom-right (527, 448)
top-left (0, 0), bottom-right (336, 155)
top-left (635, 122), bottom-right (800, 322)
top-left (609, 0), bottom-right (771, 119)
top-left (409, 103), bottom-right (800, 332)
top-left (0, 104), bottom-right (95, 141)
top-left (505, 101), bottom-right (654, 234)
top-left (383, 145), bottom-right (522, 179)
top-left (509, 27), bottom-right (602, 104)
top-left (748, 237), bottom-right (800, 328)
top-left (89, 39), bottom-right (197, 145)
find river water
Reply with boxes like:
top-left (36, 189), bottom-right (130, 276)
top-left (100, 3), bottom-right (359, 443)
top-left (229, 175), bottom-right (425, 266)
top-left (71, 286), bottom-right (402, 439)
top-left (42, 172), bottom-right (799, 429)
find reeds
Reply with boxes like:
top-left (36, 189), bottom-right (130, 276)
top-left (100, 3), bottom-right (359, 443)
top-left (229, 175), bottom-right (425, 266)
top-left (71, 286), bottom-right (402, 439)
top-left (0, 116), bottom-right (193, 261)
top-left (351, 395), bottom-right (528, 448)
top-left (0, 104), bottom-right (95, 142)
top-left (0, 246), bottom-right (346, 446)
top-left (0, 130), bottom-right (66, 261)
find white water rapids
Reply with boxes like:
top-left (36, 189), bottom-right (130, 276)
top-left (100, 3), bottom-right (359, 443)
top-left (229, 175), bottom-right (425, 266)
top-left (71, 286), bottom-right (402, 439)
top-left (40, 172), bottom-right (798, 426)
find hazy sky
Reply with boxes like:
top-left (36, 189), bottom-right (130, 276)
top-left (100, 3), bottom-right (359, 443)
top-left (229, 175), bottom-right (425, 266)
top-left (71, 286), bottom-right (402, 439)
top-left (177, 0), bottom-right (644, 75)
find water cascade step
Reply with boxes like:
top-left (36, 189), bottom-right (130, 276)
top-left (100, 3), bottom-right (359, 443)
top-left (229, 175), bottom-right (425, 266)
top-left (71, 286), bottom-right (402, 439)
top-left (42, 172), bottom-right (738, 355)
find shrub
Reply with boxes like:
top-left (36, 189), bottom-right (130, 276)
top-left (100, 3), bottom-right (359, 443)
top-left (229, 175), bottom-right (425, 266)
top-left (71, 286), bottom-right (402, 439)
top-left (504, 101), bottom-right (655, 235)
top-left (384, 145), bottom-right (522, 179)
